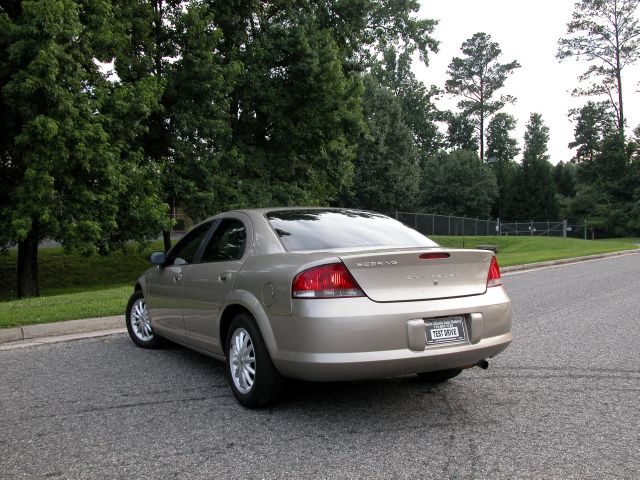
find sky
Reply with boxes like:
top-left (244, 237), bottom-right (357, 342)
top-left (415, 0), bottom-right (640, 164)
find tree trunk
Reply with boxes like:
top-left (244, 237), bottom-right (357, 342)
top-left (17, 227), bottom-right (39, 299)
top-left (479, 111), bottom-right (485, 162)
top-left (162, 229), bottom-right (172, 253)
top-left (616, 69), bottom-right (624, 135)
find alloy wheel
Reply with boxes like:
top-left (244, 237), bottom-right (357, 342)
top-left (229, 327), bottom-right (256, 394)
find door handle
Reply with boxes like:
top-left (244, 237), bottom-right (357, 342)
top-left (173, 274), bottom-right (182, 283)
top-left (219, 271), bottom-right (234, 282)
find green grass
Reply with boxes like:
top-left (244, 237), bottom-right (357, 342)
top-left (0, 241), bottom-right (165, 301)
top-left (0, 285), bottom-right (131, 328)
top-left (432, 236), bottom-right (637, 267)
top-left (0, 242), bottom-right (166, 329)
top-left (596, 237), bottom-right (640, 244)
top-left (0, 236), bottom-right (637, 330)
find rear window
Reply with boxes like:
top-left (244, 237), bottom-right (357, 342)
top-left (266, 209), bottom-right (437, 251)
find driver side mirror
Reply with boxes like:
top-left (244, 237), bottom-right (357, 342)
top-left (148, 251), bottom-right (166, 266)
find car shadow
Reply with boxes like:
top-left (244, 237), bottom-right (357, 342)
top-left (151, 337), bottom-right (492, 423)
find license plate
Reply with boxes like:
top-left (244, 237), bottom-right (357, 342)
top-left (425, 316), bottom-right (466, 345)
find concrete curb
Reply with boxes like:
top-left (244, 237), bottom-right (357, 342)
top-left (1, 247), bottom-right (638, 346)
top-left (501, 248), bottom-right (640, 273)
top-left (0, 315), bottom-right (124, 345)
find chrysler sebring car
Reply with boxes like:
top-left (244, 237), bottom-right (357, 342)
top-left (126, 208), bottom-right (512, 408)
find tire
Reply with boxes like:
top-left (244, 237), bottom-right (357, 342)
top-left (126, 290), bottom-right (163, 349)
top-left (416, 368), bottom-right (463, 383)
top-left (225, 312), bottom-right (284, 408)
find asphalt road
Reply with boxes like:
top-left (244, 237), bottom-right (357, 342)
top-left (1, 254), bottom-right (640, 479)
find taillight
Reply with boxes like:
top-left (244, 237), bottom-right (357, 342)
top-left (487, 256), bottom-right (502, 288)
top-left (292, 263), bottom-right (364, 298)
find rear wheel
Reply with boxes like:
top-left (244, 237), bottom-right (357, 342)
top-left (416, 368), bottom-right (462, 383)
top-left (126, 290), bottom-right (163, 348)
top-left (225, 312), bottom-right (284, 408)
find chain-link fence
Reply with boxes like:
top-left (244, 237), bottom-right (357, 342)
top-left (393, 212), bottom-right (590, 239)
top-left (394, 212), bottom-right (498, 236)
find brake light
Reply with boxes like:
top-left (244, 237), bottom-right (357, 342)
top-left (487, 256), bottom-right (502, 287)
top-left (292, 263), bottom-right (364, 298)
top-left (419, 252), bottom-right (451, 260)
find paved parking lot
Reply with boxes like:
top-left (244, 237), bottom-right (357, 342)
top-left (1, 254), bottom-right (640, 478)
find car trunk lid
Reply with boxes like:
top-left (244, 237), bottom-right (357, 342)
top-left (339, 249), bottom-right (493, 302)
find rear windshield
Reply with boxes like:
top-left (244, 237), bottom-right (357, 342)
top-left (266, 209), bottom-right (437, 251)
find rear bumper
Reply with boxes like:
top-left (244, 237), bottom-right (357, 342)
top-left (268, 286), bottom-right (512, 381)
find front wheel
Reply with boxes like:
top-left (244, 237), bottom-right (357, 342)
top-left (416, 368), bottom-right (462, 383)
top-left (225, 313), bottom-right (284, 408)
top-left (126, 290), bottom-right (163, 348)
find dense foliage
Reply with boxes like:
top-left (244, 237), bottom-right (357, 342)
top-left (0, 0), bottom-right (169, 297)
top-left (506, 114), bottom-right (559, 221)
top-left (1, 1), bottom-right (639, 297)
top-left (421, 150), bottom-right (497, 218)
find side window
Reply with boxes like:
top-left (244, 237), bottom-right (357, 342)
top-left (201, 219), bottom-right (247, 262)
top-left (166, 221), bottom-right (212, 265)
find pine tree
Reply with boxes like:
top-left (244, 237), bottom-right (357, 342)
top-left (506, 114), bottom-right (559, 220)
top-left (446, 33), bottom-right (520, 161)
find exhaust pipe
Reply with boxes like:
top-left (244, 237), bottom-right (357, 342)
top-left (462, 359), bottom-right (489, 370)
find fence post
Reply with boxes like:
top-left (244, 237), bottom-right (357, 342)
top-left (432, 214), bottom-right (435, 236)
top-left (448, 215), bottom-right (451, 236)
top-left (530, 220), bottom-right (533, 236)
top-left (475, 217), bottom-right (478, 236)
top-left (562, 220), bottom-right (567, 238)
top-left (414, 213), bottom-right (418, 229)
top-left (497, 218), bottom-right (500, 236)
top-left (395, 211), bottom-right (398, 220)
top-left (547, 220), bottom-right (550, 236)
top-left (584, 220), bottom-right (587, 240)
top-left (462, 216), bottom-right (465, 236)
top-left (515, 220), bottom-right (518, 236)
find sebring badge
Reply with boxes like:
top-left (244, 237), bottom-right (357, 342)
top-left (356, 260), bottom-right (398, 267)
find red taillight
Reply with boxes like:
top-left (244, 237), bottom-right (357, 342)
top-left (487, 256), bottom-right (502, 287)
top-left (292, 263), bottom-right (364, 299)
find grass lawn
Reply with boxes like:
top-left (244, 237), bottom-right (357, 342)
top-left (0, 285), bottom-right (131, 328)
top-left (596, 237), bottom-right (640, 244)
top-left (0, 241), bottom-right (165, 300)
top-left (0, 236), bottom-right (637, 329)
top-left (432, 236), bottom-right (637, 267)
top-left (0, 242), bottom-right (165, 329)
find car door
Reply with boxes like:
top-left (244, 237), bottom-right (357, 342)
top-left (181, 216), bottom-right (251, 354)
top-left (146, 221), bottom-right (214, 342)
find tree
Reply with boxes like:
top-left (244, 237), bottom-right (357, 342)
top-left (370, 48), bottom-right (443, 161)
top-left (212, 1), bottom-right (364, 209)
top-left (558, 0), bottom-right (640, 134)
top-left (568, 101), bottom-right (616, 163)
top-left (445, 32), bottom-right (520, 161)
top-left (349, 76), bottom-right (420, 212)
top-left (485, 113), bottom-right (519, 218)
top-left (0, 0), bottom-right (167, 297)
top-left (315, 0), bottom-right (439, 68)
top-left (505, 114), bottom-right (559, 220)
top-left (568, 128), bottom-right (639, 237)
top-left (445, 112), bottom-right (478, 152)
top-left (553, 161), bottom-right (578, 198)
top-left (113, 0), bottom-right (241, 252)
top-left (421, 150), bottom-right (497, 218)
